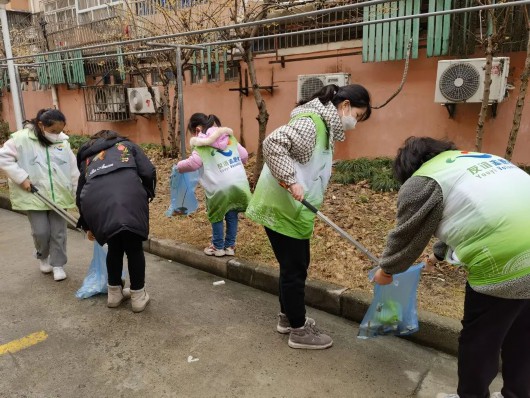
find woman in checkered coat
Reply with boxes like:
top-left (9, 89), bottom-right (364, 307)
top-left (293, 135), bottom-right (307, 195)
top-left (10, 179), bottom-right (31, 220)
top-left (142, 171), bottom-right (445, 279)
top-left (246, 83), bottom-right (371, 349)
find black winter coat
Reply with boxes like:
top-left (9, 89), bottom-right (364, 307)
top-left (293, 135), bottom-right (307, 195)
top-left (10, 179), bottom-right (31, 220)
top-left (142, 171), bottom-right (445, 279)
top-left (76, 137), bottom-right (156, 245)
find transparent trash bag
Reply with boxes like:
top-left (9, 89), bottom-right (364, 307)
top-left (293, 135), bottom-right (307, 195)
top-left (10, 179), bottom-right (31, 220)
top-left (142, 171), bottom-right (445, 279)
top-left (166, 167), bottom-right (199, 217)
top-left (76, 242), bottom-right (123, 299)
top-left (358, 263), bottom-right (424, 339)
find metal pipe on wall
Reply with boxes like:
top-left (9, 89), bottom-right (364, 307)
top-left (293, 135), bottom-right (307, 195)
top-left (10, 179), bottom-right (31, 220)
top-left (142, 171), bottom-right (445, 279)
top-left (2, 0), bottom-right (528, 64)
top-left (146, 42), bottom-right (205, 160)
top-left (0, 0), bottom-right (23, 129)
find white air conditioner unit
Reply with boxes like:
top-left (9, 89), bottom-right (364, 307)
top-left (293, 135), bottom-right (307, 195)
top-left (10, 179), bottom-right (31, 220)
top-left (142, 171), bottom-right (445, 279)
top-left (94, 87), bottom-right (127, 113)
top-left (127, 87), bottom-right (161, 114)
top-left (435, 57), bottom-right (510, 103)
top-left (297, 73), bottom-right (350, 103)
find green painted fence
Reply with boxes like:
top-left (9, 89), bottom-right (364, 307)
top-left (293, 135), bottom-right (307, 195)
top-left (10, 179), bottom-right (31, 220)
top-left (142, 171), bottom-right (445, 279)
top-left (36, 51), bottom-right (86, 86)
top-left (363, 0), bottom-right (452, 63)
top-left (363, 0), bottom-right (421, 62)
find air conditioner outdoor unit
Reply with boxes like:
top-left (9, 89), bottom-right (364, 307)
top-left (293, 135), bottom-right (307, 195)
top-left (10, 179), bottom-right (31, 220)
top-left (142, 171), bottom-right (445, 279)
top-left (435, 57), bottom-right (510, 103)
top-left (94, 87), bottom-right (127, 113)
top-left (297, 73), bottom-right (350, 103)
top-left (127, 87), bottom-right (161, 114)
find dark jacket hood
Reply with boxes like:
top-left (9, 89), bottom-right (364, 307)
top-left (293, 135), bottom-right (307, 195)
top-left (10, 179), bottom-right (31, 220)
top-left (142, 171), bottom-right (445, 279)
top-left (77, 137), bottom-right (128, 164)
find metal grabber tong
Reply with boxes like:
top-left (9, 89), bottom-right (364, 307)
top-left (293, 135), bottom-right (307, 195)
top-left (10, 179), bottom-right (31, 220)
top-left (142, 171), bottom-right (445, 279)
top-left (281, 182), bottom-right (380, 265)
top-left (30, 184), bottom-right (84, 234)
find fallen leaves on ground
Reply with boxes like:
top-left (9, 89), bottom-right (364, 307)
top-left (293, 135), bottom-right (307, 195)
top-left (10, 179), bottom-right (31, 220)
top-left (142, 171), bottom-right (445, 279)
top-left (146, 150), bottom-right (466, 320)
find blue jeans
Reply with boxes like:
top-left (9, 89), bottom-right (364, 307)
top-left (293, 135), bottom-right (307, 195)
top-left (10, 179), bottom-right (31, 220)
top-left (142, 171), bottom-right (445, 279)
top-left (211, 210), bottom-right (239, 250)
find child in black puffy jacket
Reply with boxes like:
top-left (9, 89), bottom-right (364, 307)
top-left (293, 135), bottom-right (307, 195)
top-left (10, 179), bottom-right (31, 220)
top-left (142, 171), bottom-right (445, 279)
top-left (76, 130), bottom-right (156, 313)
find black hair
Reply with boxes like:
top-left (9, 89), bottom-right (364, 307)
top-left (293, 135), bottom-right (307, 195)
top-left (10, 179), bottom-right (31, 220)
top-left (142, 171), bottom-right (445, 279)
top-left (25, 108), bottom-right (66, 147)
top-left (85, 130), bottom-right (127, 148)
top-left (297, 83), bottom-right (372, 121)
top-left (393, 136), bottom-right (458, 184)
top-left (187, 113), bottom-right (221, 133)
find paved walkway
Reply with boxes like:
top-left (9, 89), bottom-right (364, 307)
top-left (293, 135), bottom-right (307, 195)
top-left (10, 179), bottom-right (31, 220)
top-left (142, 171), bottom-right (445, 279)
top-left (0, 209), bottom-right (502, 397)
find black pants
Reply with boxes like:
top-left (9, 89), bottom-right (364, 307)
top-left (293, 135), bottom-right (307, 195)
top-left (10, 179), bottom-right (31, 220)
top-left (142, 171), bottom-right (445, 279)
top-left (457, 283), bottom-right (530, 398)
top-left (265, 227), bottom-right (310, 328)
top-left (107, 231), bottom-right (146, 291)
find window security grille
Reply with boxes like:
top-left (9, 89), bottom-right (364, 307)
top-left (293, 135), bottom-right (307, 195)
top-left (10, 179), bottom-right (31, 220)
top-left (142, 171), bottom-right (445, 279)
top-left (83, 85), bottom-right (131, 122)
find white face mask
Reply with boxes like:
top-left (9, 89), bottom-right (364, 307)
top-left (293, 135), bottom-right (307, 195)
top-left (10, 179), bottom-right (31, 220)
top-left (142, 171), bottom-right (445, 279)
top-left (341, 106), bottom-right (357, 131)
top-left (44, 131), bottom-right (63, 143)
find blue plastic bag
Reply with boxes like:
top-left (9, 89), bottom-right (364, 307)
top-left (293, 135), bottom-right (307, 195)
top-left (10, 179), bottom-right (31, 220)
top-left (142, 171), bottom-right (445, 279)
top-left (75, 242), bottom-right (110, 299)
top-left (357, 263), bottom-right (424, 339)
top-left (166, 167), bottom-right (199, 216)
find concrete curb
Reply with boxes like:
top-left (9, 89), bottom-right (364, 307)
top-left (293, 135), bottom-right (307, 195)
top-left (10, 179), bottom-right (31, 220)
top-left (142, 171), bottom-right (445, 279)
top-left (0, 192), bottom-right (461, 355)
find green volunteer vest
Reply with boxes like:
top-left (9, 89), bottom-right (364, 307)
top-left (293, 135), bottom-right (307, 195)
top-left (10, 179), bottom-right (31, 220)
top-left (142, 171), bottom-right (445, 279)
top-left (194, 134), bottom-right (251, 223)
top-left (245, 113), bottom-right (332, 239)
top-left (8, 128), bottom-right (76, 211)
top-left (414, 150), bottom-right (530, 287)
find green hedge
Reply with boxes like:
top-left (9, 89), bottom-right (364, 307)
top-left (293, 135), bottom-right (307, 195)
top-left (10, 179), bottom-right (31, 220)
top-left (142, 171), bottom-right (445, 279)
top-left (332, 157), bottom-right (401, 192)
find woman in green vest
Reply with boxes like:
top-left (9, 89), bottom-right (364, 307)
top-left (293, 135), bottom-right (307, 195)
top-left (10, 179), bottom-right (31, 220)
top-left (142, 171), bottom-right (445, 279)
top-left (0, 109), bottom-right (79, 282)
top-left (246, 83), bottom-right (371, 349)
top-left (373, 136), bottom-right (530, 398)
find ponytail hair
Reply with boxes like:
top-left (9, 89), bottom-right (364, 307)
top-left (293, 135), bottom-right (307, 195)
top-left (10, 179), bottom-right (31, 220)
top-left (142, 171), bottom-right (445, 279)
top-left (25, 108), bottom-right (66, 147)
top-left (298, 83), bottom-right (372, 121)
top-left (187, 113), bottom-right (221, 133)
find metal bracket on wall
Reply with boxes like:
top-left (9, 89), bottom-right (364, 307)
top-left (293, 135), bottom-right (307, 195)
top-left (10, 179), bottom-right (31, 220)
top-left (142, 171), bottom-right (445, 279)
top-left (491, 102), bottom-right (498, 118)
top-left (444, 103), bottom-right (456, 119)
top-left (228, 69), bottom-right (277, 96)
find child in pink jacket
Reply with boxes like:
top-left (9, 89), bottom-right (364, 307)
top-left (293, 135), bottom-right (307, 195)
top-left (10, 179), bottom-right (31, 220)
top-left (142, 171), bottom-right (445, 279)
top-left (176, 113), bottom-right (251, 257)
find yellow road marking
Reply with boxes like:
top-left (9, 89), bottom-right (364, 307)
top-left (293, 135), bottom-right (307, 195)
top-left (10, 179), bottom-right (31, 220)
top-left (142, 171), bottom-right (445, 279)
top-left (0, 331), bottom-right (48, 356)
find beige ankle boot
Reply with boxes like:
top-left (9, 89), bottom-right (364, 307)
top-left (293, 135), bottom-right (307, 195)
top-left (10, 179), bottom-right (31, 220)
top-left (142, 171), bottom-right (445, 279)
top-left (130, 288), bottom-right (150, 313)
top-left (107, 285), bottom-right (131, 308)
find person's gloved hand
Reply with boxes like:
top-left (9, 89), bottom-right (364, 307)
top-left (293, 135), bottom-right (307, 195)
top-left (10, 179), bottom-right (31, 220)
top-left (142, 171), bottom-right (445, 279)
top-left (372, 268), bottom-right (393, 285)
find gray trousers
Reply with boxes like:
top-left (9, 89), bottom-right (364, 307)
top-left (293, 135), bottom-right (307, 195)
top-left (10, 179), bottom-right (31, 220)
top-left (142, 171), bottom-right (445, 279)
top-left (27, 210), bottom-right (67, 267)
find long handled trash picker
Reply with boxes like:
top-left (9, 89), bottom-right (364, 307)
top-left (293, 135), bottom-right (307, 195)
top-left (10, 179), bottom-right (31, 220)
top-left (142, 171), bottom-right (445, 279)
top-left (279, 182), bottom-right (379, 264)
top-left (300, 198), bottom-right (380, 265)
top-left (30, 184), bottom-right (83, 233)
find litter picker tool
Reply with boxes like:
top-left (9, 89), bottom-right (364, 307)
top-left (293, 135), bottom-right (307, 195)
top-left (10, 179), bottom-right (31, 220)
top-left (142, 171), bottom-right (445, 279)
top-left (300, 198), bottom-right (380, 265)
top-left (280, 181), bottom-right (379, 265)
top-left (30, 184), bottom-right (82, 232)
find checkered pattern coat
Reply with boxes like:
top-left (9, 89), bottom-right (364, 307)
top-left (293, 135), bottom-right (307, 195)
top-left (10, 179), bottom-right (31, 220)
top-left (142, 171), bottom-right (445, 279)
top-left (262, 98), bottom-right (344, 186)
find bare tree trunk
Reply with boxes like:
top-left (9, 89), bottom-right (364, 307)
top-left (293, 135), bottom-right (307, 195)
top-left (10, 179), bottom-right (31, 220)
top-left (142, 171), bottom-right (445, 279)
top-left (242, 45), bottom-right (269, 185)
top-left (162, 83), bottom-right (177, 158)
top-left (475, 35), bottom-right (494, 152)
top-left (505, 29), bottom-right (530, 160)
top-left (145, 85), bottom-right (167, 157)
top-left (238, 64), bottom-right (246, 148)
top-left (170, 84), bottom-right (180, 158)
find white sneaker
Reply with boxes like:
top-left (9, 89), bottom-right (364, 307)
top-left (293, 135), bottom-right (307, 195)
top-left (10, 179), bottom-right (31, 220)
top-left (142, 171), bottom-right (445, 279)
top-left (204, 245), bottom-right (225, 257)
top-left (52, 266), bottom-right (67, 281)
top-left (491, 393), bottom-right (503, 398)
top-left (224, 246), bottom-right (235, 256)
top-left (436, 394), bottom-right (459, 398)
top-left (39, 258), bottom-right (53, 274)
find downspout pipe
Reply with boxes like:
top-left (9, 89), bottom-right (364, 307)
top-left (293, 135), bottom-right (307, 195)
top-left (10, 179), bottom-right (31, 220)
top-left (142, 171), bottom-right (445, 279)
top-left (0, 1), bottom-right (24, 130)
